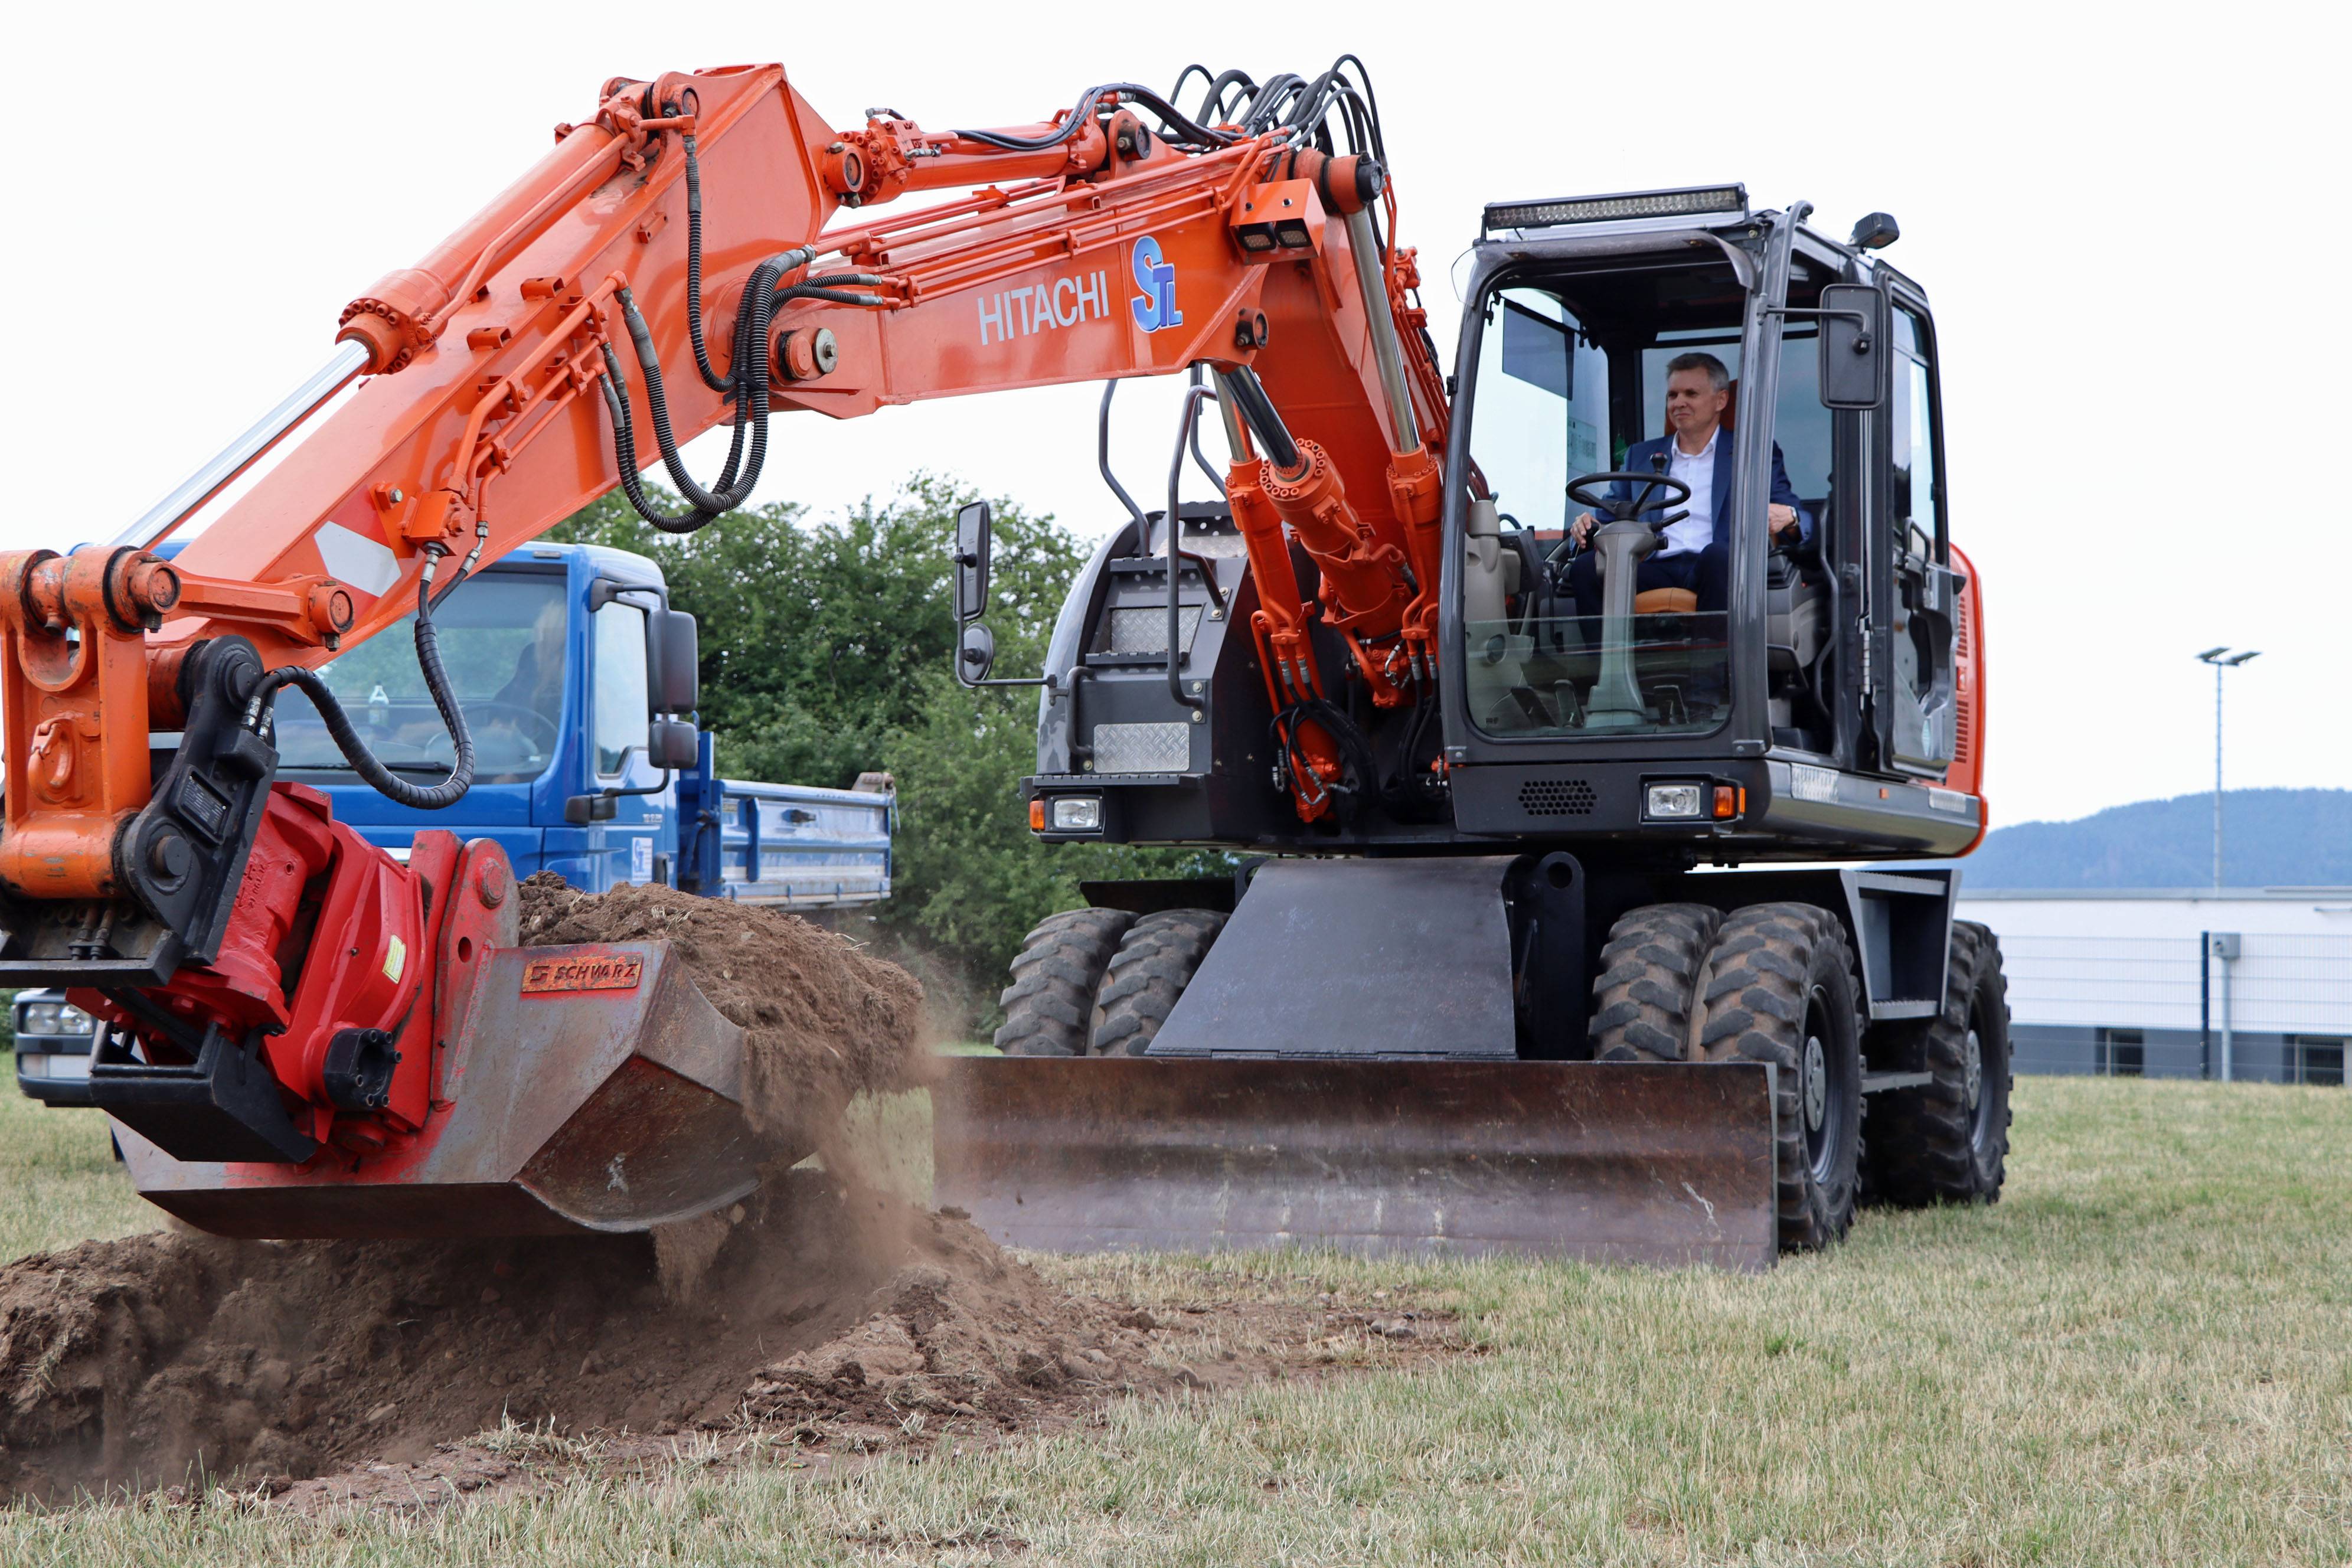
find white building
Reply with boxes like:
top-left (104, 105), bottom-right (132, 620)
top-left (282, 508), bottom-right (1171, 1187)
top-left (1955, 888), bottom-right (2352, 1084)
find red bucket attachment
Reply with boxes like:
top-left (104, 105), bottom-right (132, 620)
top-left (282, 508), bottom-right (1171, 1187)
top-left (117, 942), bottom-right (764, 1239)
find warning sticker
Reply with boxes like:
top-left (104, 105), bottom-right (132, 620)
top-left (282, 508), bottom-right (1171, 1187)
top-left (521, 952), bottom-right (645, 996)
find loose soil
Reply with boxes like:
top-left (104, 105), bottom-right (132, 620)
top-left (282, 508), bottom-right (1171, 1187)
top-left (511, 873), bottom-right (933, 1141)
top-left (0, 879), bottom-right (1468, 1510)
top-left (0, 1175), bottom-right (1466, 1511)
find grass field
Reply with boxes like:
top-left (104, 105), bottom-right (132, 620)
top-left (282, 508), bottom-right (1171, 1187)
top-left (3, 1076), bottom-right (2348, 1565)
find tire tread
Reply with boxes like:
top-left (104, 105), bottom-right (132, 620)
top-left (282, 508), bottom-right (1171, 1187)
top-left (993, 908), bottom-right (1135, 1056)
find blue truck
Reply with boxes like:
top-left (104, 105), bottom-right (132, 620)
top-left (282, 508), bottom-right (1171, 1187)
top-left (14, 539), bottom-right (893, 1106)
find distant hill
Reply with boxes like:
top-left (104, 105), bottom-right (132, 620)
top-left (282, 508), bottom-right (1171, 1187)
top-left (1949, 789), bottom-right (2352, 890)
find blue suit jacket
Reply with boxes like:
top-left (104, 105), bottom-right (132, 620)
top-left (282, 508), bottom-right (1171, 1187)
top-left (1600, 429), bottom-right (1812, 550)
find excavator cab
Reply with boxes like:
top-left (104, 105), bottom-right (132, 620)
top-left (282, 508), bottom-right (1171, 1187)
top-left (1442, 185), bottom-right (1975, 842)
top-left (1449, 187), bottom-right (1966, 832)
top-left (1018, 185), bottom-right (1981, 863)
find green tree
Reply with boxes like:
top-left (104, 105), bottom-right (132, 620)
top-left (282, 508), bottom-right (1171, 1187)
top-left (550, 475), bottom-right (1077, 790)
top-left (553, 477), bottom-right (1201, 1022)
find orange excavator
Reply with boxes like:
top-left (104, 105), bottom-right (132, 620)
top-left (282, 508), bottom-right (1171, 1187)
top-left (6, 60), bottom-right (2009, 1265)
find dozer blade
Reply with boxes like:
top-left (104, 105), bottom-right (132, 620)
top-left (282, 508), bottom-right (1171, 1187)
top-left (116, 943), bottom-right (766, 1239)
top-left (933, 1057), bottom-right (1779, 1272)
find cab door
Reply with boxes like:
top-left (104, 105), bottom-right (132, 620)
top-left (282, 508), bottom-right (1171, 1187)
top-left (1876, 296), bottom-right (1962, 777)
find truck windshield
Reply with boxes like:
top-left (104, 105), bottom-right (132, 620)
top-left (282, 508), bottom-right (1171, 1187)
top-left (272, 572), bottom-right (569, 783)
top-left (1463, 266), bottom-right (1749, 739)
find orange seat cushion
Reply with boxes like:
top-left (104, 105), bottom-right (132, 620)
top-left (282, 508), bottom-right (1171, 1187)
top-left (1634, 587), bottom-right (1699, 614)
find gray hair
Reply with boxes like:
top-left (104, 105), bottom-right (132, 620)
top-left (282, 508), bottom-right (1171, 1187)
top-left (1664, 351), bottom-right (1730, 391)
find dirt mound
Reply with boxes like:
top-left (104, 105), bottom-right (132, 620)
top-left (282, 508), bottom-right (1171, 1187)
top-left (512, 873), bottom-right (931, 1138)
top-left (0, 879), bottom-right (966, 1501)
top-left (0, 1175), bottom-right (1190, 1502)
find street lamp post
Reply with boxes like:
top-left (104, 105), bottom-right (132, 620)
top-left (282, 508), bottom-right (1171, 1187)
top-left (2193, 648), bottom-right (2260, 889)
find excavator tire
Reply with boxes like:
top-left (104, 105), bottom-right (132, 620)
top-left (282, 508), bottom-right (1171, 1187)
top-left (1863, 921), bottom-right (2013, 1206)
top-left (994, 908), bottom-right (1136, 1057)
top-left (1587, 903), bottom-right (1724, 1062)
top-left (1089, 909), bottom-right (1229, 1056)
top-left (1696, 902), bottom-right (1864, 1250)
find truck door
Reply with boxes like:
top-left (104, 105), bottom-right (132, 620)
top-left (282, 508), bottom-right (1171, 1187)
top-left (585, 594), bottom-right (674, 888)
top-left (1876, 297), bottom-right (1962, 777)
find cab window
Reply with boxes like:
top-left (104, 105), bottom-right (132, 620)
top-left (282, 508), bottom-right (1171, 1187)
top-left (1469, 288), bottom-right (1611, 533)
top-left (592, 600), bottom-right (649, 776)
top-left (1890, 305), bottom-right (1941, 553)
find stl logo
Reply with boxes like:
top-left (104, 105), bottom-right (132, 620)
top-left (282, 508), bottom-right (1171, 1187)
top-left (1131, 236), bottom-right (1182, 333)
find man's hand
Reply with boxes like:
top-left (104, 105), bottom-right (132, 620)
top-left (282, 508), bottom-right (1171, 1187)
top-left (1572, 512), bottom-right (1598, 547)
top-left (1768, 503), bottom-right (1800, 543)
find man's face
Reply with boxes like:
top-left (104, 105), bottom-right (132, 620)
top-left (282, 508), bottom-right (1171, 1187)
top-left (1664, 369), bottom-right (1729, 440)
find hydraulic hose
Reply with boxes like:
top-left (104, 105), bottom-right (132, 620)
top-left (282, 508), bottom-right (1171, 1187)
top-left (954, 83), bottom-right (1233, 153)
top-left (616, 270), bottom-right (772, 515)
top-left (242, 553), bottom-right (475, 809)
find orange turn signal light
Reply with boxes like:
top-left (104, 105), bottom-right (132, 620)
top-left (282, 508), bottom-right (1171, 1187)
top-left (1711, 785), bottom-right (1742, 819)
top-left (1028, 798), bottom-right (1046, 832)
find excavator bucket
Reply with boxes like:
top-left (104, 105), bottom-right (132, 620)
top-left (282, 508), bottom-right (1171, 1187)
top-left (115, 942), bottom-right (765, 1239)
top-left (933, 1057), bottom-right (1780, 1272)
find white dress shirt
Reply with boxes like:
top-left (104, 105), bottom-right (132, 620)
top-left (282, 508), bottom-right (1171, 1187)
top-left (1658, 426), bottom-right (1717, 557)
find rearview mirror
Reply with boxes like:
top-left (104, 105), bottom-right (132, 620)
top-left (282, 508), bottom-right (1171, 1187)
top-left (649, 610), bottom-right (699, 714)
top-left (1818, 283), bottom-right (1888, 410)
top-left (954, 501), bottom-right (992, 623)
top-left (649, 718), bottom-right (699, 770)
top-left (955, 622), bottom-right (997, 685)
top-left (563, 792), bottom-right (619, 824)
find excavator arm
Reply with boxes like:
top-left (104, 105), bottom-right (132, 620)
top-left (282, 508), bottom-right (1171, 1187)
top-left (0, 60), bottom-right (1449, 1226)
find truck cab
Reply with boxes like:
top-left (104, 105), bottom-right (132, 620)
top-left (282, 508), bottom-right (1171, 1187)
top-left (270, 541), bottom-right (685, 891)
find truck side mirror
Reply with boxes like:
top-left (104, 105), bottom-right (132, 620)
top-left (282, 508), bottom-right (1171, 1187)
top-left (956, 622), bottom-right (997, 685)
top-left (953, 501), bottom-right (992, 623)
top-left (649, 718), bottom-right (699, 769)
top-left (651, 610), bottom-right (698, 714)
top-left (1818, 283), bottom-right (1889, 410)
top-left (564, 792), bottom-right (619, 824)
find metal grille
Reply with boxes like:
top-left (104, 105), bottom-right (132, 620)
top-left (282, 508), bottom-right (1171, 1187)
top-left (1093, 721), bottom-right (1193, 775)
top-left (1104, 605), bottom-right (1204, 656)
top-left (1518, 778), bottom-right (1596, 817)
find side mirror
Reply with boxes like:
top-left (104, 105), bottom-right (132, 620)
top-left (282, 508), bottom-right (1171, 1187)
top-left (649, 609), bottom-right (699, 714)
top-left (955, 622), bottom-right (997, 686)
top-left (649, 718), bottom-right (699, 769)
top-left (953, 501), bottom-right (992, 623)
top-left (1818, 283), bottom-right (1889, 410)
top-left (564, 792), bottom-right (619, 824)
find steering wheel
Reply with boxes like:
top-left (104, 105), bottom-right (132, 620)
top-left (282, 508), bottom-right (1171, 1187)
top-left (420, 703), bottom-right (561, 761)
top-left (1567, 471), bottom-right (1693, 524)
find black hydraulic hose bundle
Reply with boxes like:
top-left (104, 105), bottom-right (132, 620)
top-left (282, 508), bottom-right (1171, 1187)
top-left (241, 550), bottom-right (476, 810)
top-left (604, 133), bottom-right (899, 534)
top-left (952, 83), bottom-right (1234, 154)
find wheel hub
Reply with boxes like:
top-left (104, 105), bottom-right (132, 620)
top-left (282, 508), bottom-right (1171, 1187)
top-left (1962, 1027), bottom-right (1982, 1112)
top-left (1803, 1034), bottom-right (1827, 1133)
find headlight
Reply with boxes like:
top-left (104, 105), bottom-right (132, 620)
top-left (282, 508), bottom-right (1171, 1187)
top-left (1645, 783), bottom-right (1704, 819)
top-left (18, 1001), bottom-right (93, 1037)
top-left (1050, 797), bottom-right (1103, 831)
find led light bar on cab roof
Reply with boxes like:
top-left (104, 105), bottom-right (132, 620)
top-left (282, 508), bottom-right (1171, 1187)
top-left (1482, 184), bottom-right (1749, 236)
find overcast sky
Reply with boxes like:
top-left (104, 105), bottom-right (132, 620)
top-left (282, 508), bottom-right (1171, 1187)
top-left (4, 2), bottom-right (2337, 828)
